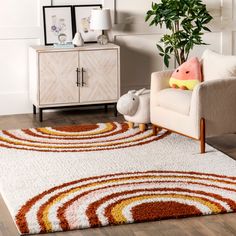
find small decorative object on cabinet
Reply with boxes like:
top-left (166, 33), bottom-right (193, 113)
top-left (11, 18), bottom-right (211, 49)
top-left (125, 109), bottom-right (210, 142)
top-left (72, 32), bottom-right (84, 46)
top-left (43, 6), bottom-right (74, 46)
top-left (90, 8), bottom-right (112, 45)
top-left (73, 5), bottom-right (102, 43)
top-left (29, 43), bottom-right (120, 122)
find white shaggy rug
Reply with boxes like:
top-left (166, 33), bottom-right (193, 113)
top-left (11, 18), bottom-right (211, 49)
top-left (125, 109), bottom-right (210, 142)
top-left (0, 122), bottom-right (235, 235)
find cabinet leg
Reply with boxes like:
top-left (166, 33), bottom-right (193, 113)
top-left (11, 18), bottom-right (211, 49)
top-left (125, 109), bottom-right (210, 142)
top-left (105, 104), bottom-right (108, 113)
top-left (39, 108), bottom-right (43, 122)
top-left (114, 103), bottom-right (117, 117)
top-left (33, 105), bottom-right (36, 115)
top-left (200, 118), bottom-right (206, 154)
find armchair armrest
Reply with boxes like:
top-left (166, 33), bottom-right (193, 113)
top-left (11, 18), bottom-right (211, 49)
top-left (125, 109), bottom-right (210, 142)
top-left (150, 70), bottom-right (174, 107)
top-left (191, 78), bottom-right (236, 137)
top-left (151, 70), bottom-right (174, 93)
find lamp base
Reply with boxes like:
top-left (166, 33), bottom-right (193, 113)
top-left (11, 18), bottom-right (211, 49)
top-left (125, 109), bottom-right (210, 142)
top-left (97, 34), bottom-right (109, 45)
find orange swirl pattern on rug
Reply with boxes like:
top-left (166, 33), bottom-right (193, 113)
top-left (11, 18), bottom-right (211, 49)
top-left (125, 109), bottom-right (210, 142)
top-left (15, 171), bottom-right (236, 234)
top-left (0, 122), bottom-right (169, 152)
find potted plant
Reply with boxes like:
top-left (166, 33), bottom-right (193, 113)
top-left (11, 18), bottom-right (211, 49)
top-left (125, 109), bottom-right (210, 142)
top-left (145, 0), bottom-right (213, 67)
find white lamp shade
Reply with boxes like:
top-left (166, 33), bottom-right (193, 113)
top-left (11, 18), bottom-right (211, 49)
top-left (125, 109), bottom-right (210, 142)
top-left (90, 9), bottom-right (112, 30)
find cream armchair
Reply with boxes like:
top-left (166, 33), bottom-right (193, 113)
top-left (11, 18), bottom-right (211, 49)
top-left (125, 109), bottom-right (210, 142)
top-left (151, 69), bottom-right (236, 154)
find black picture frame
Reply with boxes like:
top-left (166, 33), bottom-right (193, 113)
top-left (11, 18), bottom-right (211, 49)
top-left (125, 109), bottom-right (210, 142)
top-left (73, 4), bottom-right (103, 44)
top-left (43, 5), bottom-right (74, 45)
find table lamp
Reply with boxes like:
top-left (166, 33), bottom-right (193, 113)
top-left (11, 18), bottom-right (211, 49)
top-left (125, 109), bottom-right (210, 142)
top-left (90, 8), bottom-right (112, 45)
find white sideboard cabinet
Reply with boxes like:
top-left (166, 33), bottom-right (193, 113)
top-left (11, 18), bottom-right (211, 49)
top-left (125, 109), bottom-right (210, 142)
top-left (29, 43), bottom-right (120, 122)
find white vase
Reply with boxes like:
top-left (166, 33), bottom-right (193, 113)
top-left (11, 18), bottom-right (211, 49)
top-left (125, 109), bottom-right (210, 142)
top-left (72, 32), bottom-right (84, 47)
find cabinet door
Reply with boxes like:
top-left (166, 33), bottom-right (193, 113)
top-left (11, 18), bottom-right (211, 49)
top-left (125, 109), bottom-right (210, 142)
top-left (79, 49), bottom-right (118, 103)
top-left (39, 51), bottom-right (79, 105)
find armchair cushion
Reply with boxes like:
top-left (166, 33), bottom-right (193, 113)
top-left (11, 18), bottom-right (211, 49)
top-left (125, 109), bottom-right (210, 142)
top-left (202, 49), bottom-right (236, 81)
top-left (156, 88), bottom-right (192, 115)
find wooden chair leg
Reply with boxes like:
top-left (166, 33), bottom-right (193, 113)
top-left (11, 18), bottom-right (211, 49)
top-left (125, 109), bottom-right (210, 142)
top-left (139, 124), bottom-right (146, 132)
top-left (152, 124), bottom-right (158, 135)
top-left (200, 118), bottom-right (206, 154)
top-left (128, 122), bottom-right (134, 129)
top-left (157, 127), bottom-right (162, 133)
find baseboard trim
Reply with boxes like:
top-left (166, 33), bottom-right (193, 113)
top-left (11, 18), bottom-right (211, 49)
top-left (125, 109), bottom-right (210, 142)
top-left (0, 92), bottom-right (32, 115)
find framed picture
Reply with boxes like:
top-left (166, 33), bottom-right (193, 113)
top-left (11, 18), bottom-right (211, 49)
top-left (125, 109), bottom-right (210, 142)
top-left (43, 6), bottom-right (74, 45)
top-left (73, 5), bottom-right (102, 43)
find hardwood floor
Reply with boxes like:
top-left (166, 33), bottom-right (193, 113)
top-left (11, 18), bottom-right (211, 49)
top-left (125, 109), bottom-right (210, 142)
top-left (0, 107), bottom-right (236, 236)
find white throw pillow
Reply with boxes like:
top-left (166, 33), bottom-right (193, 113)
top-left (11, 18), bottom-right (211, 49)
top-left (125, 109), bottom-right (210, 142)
top-left (202, 49), bottom-right (236, 81)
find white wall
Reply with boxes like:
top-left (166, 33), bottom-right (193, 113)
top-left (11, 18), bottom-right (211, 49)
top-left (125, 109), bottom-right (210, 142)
top-left (0, 0), bottom-right (41, 115)
top-left (0, 0), bottom-right (235, 115)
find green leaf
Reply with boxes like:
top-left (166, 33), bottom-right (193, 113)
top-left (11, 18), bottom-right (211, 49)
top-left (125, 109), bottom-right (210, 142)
top-left (156, 44), bottom-right (164, 53)
top-left (203, 26), bottom-right (211, 32)
top-left (149, 19), bottom-right (156, 26)
top-left (145, 14), bottom-right (152, 22)
top-left (165, 46), bottom-right (172, 53)
top-left (202, 16), bottom-right (213, 24)
top-left (164, 54), bottom-right (170, 68)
